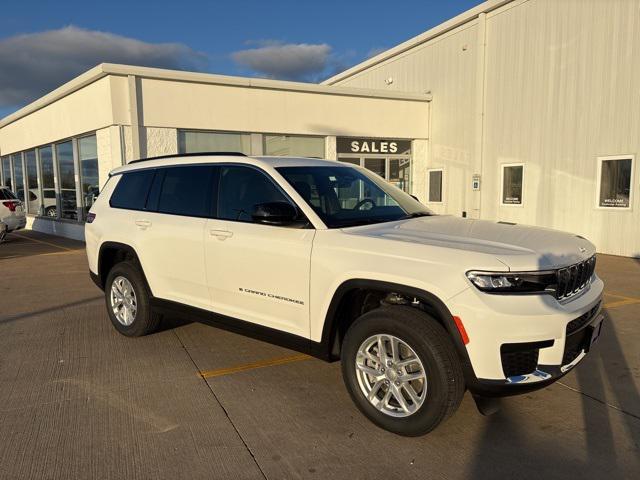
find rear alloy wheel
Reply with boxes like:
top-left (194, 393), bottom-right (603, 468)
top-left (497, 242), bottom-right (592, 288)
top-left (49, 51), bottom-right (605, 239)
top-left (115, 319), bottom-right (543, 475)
top-left (105, 261), bottom-right (161, 337)
top-left (110, 276), bottom-right (138, 326)
top-left (341, 306), bottom-right (465, 436)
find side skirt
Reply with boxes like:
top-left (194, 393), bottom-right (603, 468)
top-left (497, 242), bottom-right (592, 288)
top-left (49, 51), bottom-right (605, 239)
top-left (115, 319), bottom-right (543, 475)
top-left (150, 297), bottom-right (332, 361)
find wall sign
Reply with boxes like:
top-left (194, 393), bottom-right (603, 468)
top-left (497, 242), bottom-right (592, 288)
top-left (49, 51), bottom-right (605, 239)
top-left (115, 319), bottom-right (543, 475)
top-left (337, 137), bottom-right (411, 155)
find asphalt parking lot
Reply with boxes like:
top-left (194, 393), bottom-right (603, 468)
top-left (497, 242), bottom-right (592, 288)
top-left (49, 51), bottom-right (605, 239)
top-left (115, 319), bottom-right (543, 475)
top-left (0, 230), bottom-right (639, 480)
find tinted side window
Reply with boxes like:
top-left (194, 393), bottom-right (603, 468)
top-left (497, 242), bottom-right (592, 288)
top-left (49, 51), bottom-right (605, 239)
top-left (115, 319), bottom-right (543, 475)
top-left (109, 170), bottom-right (155, 210)
top-left (218, 166), bottom-right (289, 222)
top-left (157, 166), bottom-right (213, 217)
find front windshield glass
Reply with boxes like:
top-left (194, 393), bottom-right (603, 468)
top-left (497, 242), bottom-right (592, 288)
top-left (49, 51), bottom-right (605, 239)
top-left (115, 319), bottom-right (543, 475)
top-left (277, 165), bottom-right (433, 228)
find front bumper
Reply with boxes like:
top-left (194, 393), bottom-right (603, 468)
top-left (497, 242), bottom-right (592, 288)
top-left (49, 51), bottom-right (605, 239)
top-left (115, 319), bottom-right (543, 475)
top-left (448, 275), bottom-right (604, 396)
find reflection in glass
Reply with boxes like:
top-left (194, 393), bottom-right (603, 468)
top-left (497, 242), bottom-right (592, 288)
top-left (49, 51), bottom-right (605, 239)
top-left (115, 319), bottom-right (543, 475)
top-left (25, 150), bottom-right (39, 214)
top-left (79, 135), bottom-right (99, 218)
top-left (599, 158), bottom-right (632, 208)
top-left (56, 141), bottom-right (77, 220)
top-left (389, 158), bottom-right (411, 193)
top-left (1, 156), bottom-right (12, 189)
top-left (364, 158), bottom-right (386, 178)
top-left (39, 146), bottom-right (56, 218)
top-left (179, 130), bottom-right (251, 154)
top-left (263, 135), bottom-right (325, 158)
top-left (12, 154), bottom-right (24, 202)
top-left (502, 165), bottom-right (523, 205)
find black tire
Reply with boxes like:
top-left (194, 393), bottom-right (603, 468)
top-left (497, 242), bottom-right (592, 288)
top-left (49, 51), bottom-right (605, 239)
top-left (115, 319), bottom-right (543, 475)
top-left (104, 261), bottom-right (161, 337)
top-left (341, 306), bottom-right (465, 436)
top-left (45, 206), bottom-right (57, 218)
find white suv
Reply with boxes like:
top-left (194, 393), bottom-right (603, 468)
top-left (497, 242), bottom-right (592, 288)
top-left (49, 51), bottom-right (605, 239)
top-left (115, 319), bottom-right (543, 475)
top-left (0, 186), bottom-right (27, 234)
top-left (85, 153), bottom-right (604, 436)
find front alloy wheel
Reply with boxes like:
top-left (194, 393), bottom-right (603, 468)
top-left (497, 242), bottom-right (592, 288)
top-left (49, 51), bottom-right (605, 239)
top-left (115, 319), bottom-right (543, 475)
top-left (341, 306), bottom-right (465, 436)
top-left (355, 334), bottom-right (427, 417)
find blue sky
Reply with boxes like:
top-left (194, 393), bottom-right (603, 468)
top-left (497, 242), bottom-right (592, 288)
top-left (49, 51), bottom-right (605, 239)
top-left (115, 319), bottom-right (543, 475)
top-left (0, 0), bottom-right (482, 115)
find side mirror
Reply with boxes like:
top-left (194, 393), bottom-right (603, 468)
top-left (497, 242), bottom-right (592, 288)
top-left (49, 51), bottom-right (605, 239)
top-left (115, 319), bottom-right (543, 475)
top-left (252, 202), bottom-right (302, 226)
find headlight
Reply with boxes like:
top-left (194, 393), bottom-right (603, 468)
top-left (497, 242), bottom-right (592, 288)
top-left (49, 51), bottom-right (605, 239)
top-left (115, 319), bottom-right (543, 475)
top-left (466, 271), bottom-right (557, 294)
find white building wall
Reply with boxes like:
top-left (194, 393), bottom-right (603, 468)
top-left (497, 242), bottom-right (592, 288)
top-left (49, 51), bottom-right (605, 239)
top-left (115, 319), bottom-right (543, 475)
top-left (329, 0), bottom-right (640, 257)
top-left (330, 22), bottom-right (480, 218)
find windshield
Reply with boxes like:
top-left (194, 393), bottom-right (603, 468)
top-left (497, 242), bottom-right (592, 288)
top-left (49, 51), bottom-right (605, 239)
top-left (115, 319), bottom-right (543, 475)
top-left (277, 165), bottom-right (433, 228)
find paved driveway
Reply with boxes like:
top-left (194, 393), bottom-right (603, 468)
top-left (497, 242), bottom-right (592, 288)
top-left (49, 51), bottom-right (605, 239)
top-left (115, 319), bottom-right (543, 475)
top-left (0, 231), bottom-right (638, 479)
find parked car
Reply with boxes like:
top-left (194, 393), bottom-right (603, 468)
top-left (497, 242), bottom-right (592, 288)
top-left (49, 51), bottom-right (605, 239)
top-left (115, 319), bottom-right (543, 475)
top-left (0, 186), bottom-right (26, 233)
top-left (85, 153), bottom-right (604, 436)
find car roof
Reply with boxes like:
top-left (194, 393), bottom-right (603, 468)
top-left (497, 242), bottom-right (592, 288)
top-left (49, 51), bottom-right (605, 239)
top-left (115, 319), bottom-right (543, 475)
top-left (110, 154), bottom-right (351, 175)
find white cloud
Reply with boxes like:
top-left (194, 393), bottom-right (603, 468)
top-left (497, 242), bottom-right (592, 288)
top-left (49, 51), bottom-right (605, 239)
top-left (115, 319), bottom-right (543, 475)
top-left (0, 26), bottom-right (207, 109)
top-left (232, 42), bottom-right (332, 82)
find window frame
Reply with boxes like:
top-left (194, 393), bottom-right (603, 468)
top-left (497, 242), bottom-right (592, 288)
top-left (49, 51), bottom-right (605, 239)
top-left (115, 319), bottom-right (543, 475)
top-left (426, 168), bottom-right (444, 204)
top-left (500, 162), bottom-right (525, 207)
top-left (595, 154), bottom-right (635, 211)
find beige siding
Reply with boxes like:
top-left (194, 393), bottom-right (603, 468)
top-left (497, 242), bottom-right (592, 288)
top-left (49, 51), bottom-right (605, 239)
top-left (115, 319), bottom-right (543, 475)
top-left (334, 23), bottom-right (479, 217)
top-left (482, 0), bottom-right (640, 256)
top-left (137, 78), bottom-right (428, 140)
top-left (332, 0), bottom-right (640, 256)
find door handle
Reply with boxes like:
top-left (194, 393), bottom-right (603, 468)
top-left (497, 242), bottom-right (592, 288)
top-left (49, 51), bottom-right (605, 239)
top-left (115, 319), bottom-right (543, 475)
top-left (209, 229), bottom-right (233, 240)
top-left (135, 220), bottom-right (152, 229)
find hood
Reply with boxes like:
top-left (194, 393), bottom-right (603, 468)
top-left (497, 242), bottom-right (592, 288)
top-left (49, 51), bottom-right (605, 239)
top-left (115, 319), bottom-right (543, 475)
top-left (344, 216), bottom-right (595, 271)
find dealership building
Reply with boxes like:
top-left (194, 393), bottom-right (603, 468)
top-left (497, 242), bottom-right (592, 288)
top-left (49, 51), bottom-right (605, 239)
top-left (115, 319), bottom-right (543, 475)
top-left (1, 0), bottom-right (638, 257)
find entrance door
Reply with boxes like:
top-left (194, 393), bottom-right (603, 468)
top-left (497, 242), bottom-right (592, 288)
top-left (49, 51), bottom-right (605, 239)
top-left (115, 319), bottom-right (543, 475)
top-left (338, 155), bottom-right (411, 194)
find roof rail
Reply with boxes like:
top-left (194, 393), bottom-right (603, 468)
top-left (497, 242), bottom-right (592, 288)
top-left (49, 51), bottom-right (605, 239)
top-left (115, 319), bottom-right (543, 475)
top-left (128, 151), bottom-right (247, 164)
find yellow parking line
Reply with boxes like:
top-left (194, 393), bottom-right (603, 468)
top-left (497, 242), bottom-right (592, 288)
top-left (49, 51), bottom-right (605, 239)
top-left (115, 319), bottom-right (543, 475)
top-left (604, 298), bottom-right (640, 309)
top-left (199, 353), bottom-right (311, 379)
top-left (10, 232), bottom-right (74, 251)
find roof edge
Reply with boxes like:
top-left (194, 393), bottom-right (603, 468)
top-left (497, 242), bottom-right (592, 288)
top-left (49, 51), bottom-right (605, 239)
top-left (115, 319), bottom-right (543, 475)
top-left (322, 0), bottom-right (514, 85)
top-left (0, 63), bottom-right (431, 129)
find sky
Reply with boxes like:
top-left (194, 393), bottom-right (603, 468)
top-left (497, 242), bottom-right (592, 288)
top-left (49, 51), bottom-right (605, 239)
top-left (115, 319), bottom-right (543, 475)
top-left (0, 0), bottom-right (483, 116)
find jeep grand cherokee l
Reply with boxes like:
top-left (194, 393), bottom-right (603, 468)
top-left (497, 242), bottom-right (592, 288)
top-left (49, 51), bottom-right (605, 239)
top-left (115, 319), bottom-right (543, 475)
top-left (85, 153), bottom-right (604, 436)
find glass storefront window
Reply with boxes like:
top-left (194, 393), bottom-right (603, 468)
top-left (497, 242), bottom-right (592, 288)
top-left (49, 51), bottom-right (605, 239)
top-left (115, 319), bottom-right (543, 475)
top-left (178, 130), bottom-right (251, 154)
top-left (56, 141), bottom-right (77, 220)
top-left (1, 156), bottom-right (12, 189)
top-left (12, 153), bottom-right (25, 204)
top-left (39, 146), bottom-right (56, 218)
top-left (78, 135), bottom-right (99, 219)
top-left (389, 158), bottom-right (411, 193)
top-left (263, 135), bottom-right (324, 158)
top-left (25, 150), bottom-right (39, 214)
top-left (364, 158), bottom-right (386, 178)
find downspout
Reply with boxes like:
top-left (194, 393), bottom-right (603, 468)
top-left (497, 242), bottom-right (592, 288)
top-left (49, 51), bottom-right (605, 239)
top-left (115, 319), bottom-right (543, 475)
top-left (473, 12), bottom-right (488, 219)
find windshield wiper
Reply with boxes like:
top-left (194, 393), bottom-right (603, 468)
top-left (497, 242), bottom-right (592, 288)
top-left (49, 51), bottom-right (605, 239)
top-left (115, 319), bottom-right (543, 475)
top-left (400, 212), bottom-right (434, 220)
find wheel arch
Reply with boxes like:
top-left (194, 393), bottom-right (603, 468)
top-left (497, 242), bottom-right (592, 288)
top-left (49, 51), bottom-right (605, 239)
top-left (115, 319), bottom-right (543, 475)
top-left (320, 279), bottom-right (473, 375)
top-left (97, 241), bottom-right (149, 292)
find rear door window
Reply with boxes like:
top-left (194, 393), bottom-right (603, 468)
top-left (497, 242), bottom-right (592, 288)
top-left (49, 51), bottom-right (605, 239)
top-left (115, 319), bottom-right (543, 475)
top-left (156, 165), bottom-right (214, 217)
top-left (109, 170), bottom-right (155, 211)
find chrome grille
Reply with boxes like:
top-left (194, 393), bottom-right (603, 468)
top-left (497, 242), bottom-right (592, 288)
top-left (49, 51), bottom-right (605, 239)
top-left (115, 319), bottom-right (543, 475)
top-left (556, 256), bottom-right (596, 300)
